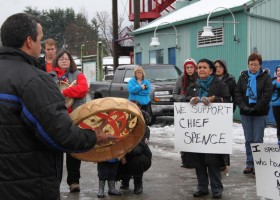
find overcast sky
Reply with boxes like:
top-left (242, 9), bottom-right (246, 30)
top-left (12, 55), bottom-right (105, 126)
top-left (0, 0), bottom-right (131, 26)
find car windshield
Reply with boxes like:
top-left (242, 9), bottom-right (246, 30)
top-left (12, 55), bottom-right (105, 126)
top-left (145, 66), bottom-right (180, 82)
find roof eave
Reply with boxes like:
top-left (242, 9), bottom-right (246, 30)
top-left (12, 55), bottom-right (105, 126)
top-left (131, 1), bottom-right (256, 36)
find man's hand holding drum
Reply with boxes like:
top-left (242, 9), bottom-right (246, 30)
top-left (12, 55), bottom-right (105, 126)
top-left (95, 129), bottom-right (118, 144)
top-left (93, 122), bottom-right (118, 145)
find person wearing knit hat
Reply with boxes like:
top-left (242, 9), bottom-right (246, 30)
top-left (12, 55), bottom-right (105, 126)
top-left (271, 65), bottom-right (280, 142)
top-left (172, 58), bottom-right (197, 102)
top-left (181, 58), bottom-right (231, 199)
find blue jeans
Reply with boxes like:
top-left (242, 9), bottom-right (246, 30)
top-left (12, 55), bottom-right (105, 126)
top-left (240, 115), bottom-right (267, 168)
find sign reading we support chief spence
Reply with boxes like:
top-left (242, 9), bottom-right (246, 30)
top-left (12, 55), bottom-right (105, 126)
top-left (174, 103), bottom-right (233, 154)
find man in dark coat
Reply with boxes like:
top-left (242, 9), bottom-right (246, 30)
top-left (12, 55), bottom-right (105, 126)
top-left (0, 13), bottom-right (115, 200)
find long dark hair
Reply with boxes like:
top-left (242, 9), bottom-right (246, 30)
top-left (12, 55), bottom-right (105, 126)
top-left (52, 50), bottom-right (77, 72)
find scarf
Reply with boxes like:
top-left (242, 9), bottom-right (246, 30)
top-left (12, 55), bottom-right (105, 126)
top-left (246, 70), bottom-right (260, 104)
top-left (196, 75), bottom-right (214, 98)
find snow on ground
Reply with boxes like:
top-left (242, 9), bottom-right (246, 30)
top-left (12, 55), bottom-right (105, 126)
top-left (149, 121), bottom-right (278, 157)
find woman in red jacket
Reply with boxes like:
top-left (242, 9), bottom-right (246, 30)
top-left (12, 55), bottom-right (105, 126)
top-left (50, 50), bottom-right (88, 192)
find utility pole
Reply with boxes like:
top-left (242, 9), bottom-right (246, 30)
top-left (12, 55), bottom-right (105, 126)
top-left (134, 0), bottom-right (140, 30)
top-left (112, 0), bottom-right (119, 71)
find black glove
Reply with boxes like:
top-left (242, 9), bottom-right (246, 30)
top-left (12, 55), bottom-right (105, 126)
top-left (243, 106), bottom-right (255, 113)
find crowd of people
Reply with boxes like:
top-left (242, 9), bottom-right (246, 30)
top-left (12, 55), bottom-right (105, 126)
top-left (0, 12), bottom-right (279, 200)
top-left (0, 12), bottom-right (152, 200)
top-left (172, 53), bottom-right (275, 199)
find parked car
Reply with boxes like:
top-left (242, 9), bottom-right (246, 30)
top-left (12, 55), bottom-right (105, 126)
top-left (89, 64), bottom-right (182, 124)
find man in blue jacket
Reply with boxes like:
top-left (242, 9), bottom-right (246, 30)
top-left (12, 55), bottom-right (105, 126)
top-left (0, 13), bottom-right (115, 200)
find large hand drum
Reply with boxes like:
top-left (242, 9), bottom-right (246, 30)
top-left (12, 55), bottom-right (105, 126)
top-left (59, 81), bottom-right (74, 108)
top-left (69, 97), bottom-right (145, 162)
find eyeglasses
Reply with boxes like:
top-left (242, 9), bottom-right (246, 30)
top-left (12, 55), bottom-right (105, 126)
top-left (58, 58), bottom-right (70, 61)
top-left (215, 65), bottom-right (223, 69)
top-left (249, 63), bottom-right (260, 67)
top-left (185, 66), bottom-right (194, 70)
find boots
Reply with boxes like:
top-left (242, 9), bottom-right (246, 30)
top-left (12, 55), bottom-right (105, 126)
top-left (120, 179), bottom-right (130, 189)
top-left (133, 176), bottom-right (143, 195)
top-left (108, 180), bottom-right (121, 196)
top-left (97, 180), bottom-right (105, 198)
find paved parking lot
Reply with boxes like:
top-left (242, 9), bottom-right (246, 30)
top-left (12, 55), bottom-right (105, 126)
top-left (60, 145), bottom-right (261, 200)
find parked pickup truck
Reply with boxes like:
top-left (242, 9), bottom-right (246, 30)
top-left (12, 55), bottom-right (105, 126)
top-left (89, 64), bottom-right (182, 124)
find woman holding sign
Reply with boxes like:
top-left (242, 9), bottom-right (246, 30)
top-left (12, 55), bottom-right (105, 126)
top-left (183, 59), bottom-right (230, 199)
top-left (235, 53), bottom-right (272, 175)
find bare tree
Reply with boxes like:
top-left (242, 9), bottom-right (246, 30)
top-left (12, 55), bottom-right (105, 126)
top-left (93, 11), bottom-right (124, 56)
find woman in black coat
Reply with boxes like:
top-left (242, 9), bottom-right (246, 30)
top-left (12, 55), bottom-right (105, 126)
top-left (182, 59), bottom-right (230, 199)
top-left (235, 53), bottom-right (272, 175)
top-left (214, 59), bottom-right (237, 174)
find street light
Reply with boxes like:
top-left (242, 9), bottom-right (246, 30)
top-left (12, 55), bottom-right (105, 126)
top-left (201, 7), bottom-right (239, 42)
top-left (150, 22), bottom-right (180, 50)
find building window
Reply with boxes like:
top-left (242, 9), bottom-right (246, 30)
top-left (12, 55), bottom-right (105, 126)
top-left (149, 49), bottom-right (163, 64)
top-left (197, 27), bottom-right (224, 47)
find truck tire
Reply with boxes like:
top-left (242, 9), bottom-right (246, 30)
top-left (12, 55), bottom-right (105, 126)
top-left (149, 116), bottom-right (156, 126)
top-left (147, 104), bottom-right (155, 126)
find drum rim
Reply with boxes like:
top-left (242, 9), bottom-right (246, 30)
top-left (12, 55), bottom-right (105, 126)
top-left (69, 97), bottom-right (145, 162)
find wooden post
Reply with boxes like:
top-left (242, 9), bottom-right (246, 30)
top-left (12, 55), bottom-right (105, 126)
top-left (96, 41), bottom-right (103, 81)
top-left (112, 0), bottom-right (119, 72)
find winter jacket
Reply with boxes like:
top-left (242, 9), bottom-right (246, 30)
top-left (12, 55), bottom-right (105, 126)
top-left (38, 56), bottom-right (47, 71)
top-left (128, 77), bottom-right (151, 106)
top-left (126, 126), bottom-right (152, 161)
top-left (172, 73), bottom-right (197, 102)
top-left (49, 67), bottom-right (88, 112)
top-left (219, 73), bottom-right (236, 110)
top-left (0, 47), bottom-right (97, 200)
top-left (117, 126), bottom-right (152, 179)
top-left (38, 56), bottom-right (53, 72)
top-left (235, 69), bottom-right (272, 116)
top-left (181, 76), bottom-right (230, 168)
top-left (271, 77), bottom-right (280, 107)
top-left (185, 76), bottom-right (231, 103)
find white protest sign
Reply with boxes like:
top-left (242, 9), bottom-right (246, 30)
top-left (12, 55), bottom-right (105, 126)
top-left (251, 143), bottom-right (280, 200)
top-left (174, 102), bottom-right (233, 154)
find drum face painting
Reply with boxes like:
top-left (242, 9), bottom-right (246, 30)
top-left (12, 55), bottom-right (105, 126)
top-left (70, 97), bottom-right (145, 162)
top-left (59, 81), bottom-right (74, 108)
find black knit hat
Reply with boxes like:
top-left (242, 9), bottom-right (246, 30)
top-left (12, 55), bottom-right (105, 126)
top-left (197, 58), bottom-right (216, 74)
